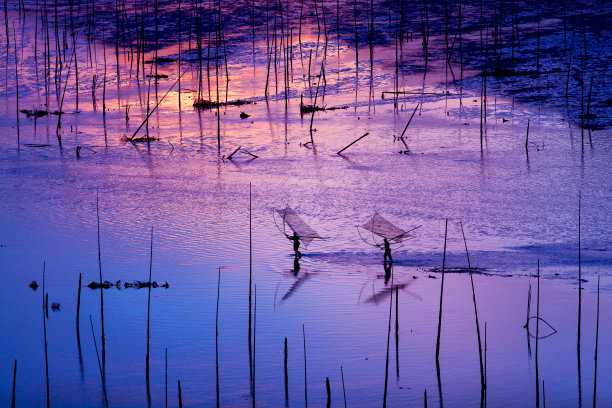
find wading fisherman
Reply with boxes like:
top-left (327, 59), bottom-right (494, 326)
top-left (287, 231), bottom-right (302, 259)
top-left (383, 237), bottom-right (392, 265)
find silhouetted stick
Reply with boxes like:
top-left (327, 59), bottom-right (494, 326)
top-left (13, 24), bottom-right (19, 146)
top-left (248, 183), bottom-right (253, 389)
top-left (11, 360), bottom-right (16, 408)
top-left (178, 379), bottom-right (182, 408)
top-left (577, 191), bottom-right (582, 404)
top-left (526, 282), bottom-right (532, 358)
top-left (436, 219), bottom-right (448, 360)
top-left (436, 358), bottom-right (443, 408)
top-left (337, 132), bottom-right (369, 155)
top-left (593, 276), bottom-right (600, 408)
top-left (484, 321), bottom-right (487, 404)
top-left (130, 69), bottom-right (189, 140)
top-left (96, 191), bottom-right (105, 372)
top-left (395, 285), bottom-right (399, 379)
top-left (525, 119), bottom-right (530, 153)
top-left (399, 104), bottom-right (419, 141)
top-left (284, 337), bottom-right (289, 403)
top-left (146, 227), bottom-right (154, 404)
top-left (165, 348), bottom-right (168, 408)
top-left (216, 267), bottom-right (220, 408)
top-left (303, 324), bottom-right (308, 407)
top-left (252, 284), bottom-right (257, 408)
top-left (76, 273), bottom-right (82, 331)
top-left (89, 315), bottom-right (109, 408)
top-left (460, 222), bottom-right (485, 395)
top-left (77, 272), bottom-right (83, 374)
top-left (424, 389), bottom-right (427, 407)
top-left (43, 262), bottom-right (49, 408)
top-left (535, 260), bottom-right (540, 408)
top-left (383, 267), bottom-right (393, 407)
top-left (326, 377), bottom-right (331, 408)
top-left (341, 365), bottom-right (347, 408)
top-left (227, 145), bottom-right (241, 160)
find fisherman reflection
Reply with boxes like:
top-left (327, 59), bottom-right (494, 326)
top-left (287, 231), bottom-right (302, 259)
top-left (291, 256), bottom-right (301, 276)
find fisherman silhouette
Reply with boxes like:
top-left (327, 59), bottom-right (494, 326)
top-left (383, 238), bottom-right (393, 265)
top-left (287, 231), bottom-right (302, 259)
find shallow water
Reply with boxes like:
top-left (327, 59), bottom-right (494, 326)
top-left (1, 0), bottom-right (611, 406)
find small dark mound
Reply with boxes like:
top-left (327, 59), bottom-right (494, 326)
top-left (193, 99), bottom-right (252, 109)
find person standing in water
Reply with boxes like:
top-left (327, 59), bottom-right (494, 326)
top-left (383, 238), bottom-right (392, 265)
top-left (287, 231), bottom-right (302, 258)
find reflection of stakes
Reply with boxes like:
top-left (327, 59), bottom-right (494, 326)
top-left (337, 133), bottom-right (369, 155)
top-left (89, 316), bottom-right (109, 408)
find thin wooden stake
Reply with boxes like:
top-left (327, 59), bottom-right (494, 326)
top-left (216, 267), bottom-right (221, 408)
top-left (460, 222), bottom-right (485, 395)
top-left (178, 379), bottom-right (183, 408)
top-left (303, 324), bottom-right (308, 407)
top-left (11, 360), bottom-right (16, 408)
top-left (436, 219), bottom-right (448, 360)
top-left (337, 133), bottom-right (369, 155)
top-left (535, 260), bottom-right (540, 408)
top-left (89, 315), bottom-right (109, 408)
top-left (326, 377), bottom-right (331, 408)
top-left (284, 337), bottom-right (289, 403)
top-left (341, 365), bottom-right (347, 408)
top-left (593, 276), bottom-right (600, 408)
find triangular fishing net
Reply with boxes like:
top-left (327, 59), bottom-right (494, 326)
top-left (276, 206), bottom-right (323, 248)
top-left (360, 212), bottom-right (413, 243)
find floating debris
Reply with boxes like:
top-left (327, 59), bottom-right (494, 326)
top-left (146, 74), bottom-right (169, 79)
top-left (120, 134), bottom-right (159, 143)
top-left (193, 99), bottom-right (252, 109)
top-left (20, 109), bottom-right (49, 118)
top-left (87, 280), bottom-right (169, 290)
top-left (51, 302), bottom-right (60, 311)
top-left (145, 57), bottom-right (176, 63)
top-left (430, 266), bottom-right (487, 274)
top-left (478, 69), bottom-right (540, 77)
top-left (240, 112), bottom-right (250, 119)
top-left (29, 280), bottom-right (39, 290)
